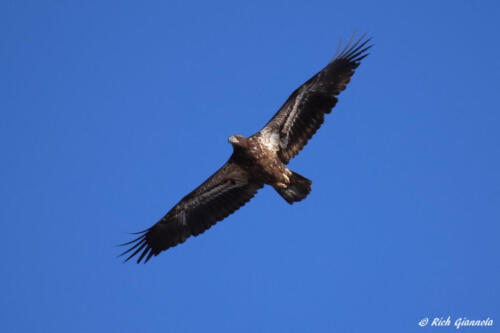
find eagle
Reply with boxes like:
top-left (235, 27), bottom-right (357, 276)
top-left (120, 34), bottom-right (372, 263)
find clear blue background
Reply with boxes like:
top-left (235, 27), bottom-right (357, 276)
top-left (1, 1), bottom-right (499, 332)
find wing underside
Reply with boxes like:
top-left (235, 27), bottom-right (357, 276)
top-left (258, 34), bottom-right (372, 164)
top-left (120, 162), bottom-right (262, 263)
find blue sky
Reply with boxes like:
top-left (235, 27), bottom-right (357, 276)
top-left (1, 1), bottom-right (499, 332)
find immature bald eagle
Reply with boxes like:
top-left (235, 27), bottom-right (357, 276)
top-left (121, 35), bottom-right (372, 263)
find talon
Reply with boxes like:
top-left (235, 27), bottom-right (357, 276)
top-left (283, 174), bottom-right (290, 183)
top-left (276, 182), bottom-right (287, 189)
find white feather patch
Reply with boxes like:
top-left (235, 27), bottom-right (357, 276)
top-left (258, 128), bottom-right (280, 151)
top-left (283, 89), bottom-right (305, 134)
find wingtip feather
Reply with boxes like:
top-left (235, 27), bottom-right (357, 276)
top-left (333, 33), bottom-right (373, 64)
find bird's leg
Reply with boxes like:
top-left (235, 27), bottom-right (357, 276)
top-left (282, 168), bottom-right (292, 183)
top-left (275, 182), bottom-right (288, 189)
top-left (282, 174), bottom-right (290, 183)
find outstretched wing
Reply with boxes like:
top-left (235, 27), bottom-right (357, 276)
top-left (257, 34), bottom-right (372, 164)
top-left (120, 161), bottom-right (263, 263)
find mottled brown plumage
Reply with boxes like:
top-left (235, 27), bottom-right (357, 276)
top-left (120, 34), bottom-right (372, 263)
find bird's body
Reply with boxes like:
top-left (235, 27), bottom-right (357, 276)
top-left (121, 34), bottom-right (372, 263)
top-left (231, 134), bottom-right (294, 189)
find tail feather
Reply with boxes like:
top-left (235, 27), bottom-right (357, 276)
top-left (275, 171), bottom-right (312, 204)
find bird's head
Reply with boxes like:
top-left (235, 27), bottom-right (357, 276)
top-left (228, 134), bottom-right (248, 148)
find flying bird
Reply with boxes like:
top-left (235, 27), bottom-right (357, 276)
top-left (120, 34), bottom-right (372, 263)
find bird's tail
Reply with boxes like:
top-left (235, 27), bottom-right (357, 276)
top-left (275, 171), bottom-right (312, 204)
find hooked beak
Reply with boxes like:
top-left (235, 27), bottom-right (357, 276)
top-left (228, 136), bottom-right (239, 144)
